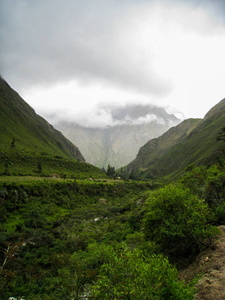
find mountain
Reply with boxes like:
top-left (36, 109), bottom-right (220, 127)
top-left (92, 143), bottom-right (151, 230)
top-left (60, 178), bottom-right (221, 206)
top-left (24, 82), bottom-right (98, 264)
top-left (0, 77), bottom-right (104, 178)
top-left (56, 105), bottom-right (180, 168)
top-left (125, 98), bottom-right (225, 179)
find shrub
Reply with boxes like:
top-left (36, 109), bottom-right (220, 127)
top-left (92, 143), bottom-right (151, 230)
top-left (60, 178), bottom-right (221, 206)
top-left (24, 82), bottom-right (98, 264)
top-left (24, 209), bottom-right (48, 229)
top-left (91, 247), bottom-right (194, 299)
top-left (204, 166), bottom-right (225, 208)
top-left (144, 184), bottom-right (218, 256)
top-left (71, 243), bottom-right (115, 271)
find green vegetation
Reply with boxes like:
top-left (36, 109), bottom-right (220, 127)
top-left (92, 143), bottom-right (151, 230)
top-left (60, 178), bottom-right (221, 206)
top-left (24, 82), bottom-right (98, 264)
top-left (1, 160), bottom-right (225, 299)
top-left (125, 99), bottom-right (225, 180)
top-left (90, 247), bottom-right (194, 299)
top-left (0, 151), bottom-right (105, 179)
top-left (0, 78), bottom-right (83, 161)
top-left (0, 77), bottom-right (106, 179)
top-left (144, 184), bottom-right (218, 257)
top-left (1, 77), bottom-right (225, 299)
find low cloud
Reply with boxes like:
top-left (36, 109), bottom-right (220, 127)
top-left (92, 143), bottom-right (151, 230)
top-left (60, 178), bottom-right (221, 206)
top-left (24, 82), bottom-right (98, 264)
top-left (124, 114), bottom-right (166, 126)
top-left (51, 103), bottom-right (180, 128)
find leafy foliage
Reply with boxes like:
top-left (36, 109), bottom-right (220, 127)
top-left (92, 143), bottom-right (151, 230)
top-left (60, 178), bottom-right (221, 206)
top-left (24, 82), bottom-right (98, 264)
top-left (217, 126), bottom-right (225, 142)
top-left (91, 247), bottom-right (194, 299)
top-left (181, 163), bottom-right (225, 225)
top-left (144, 184), bottom-right (218, 256)
top-left (106, 164), bottom-right (116, 178)
top-left (0, 179), bottom-right (154, 298)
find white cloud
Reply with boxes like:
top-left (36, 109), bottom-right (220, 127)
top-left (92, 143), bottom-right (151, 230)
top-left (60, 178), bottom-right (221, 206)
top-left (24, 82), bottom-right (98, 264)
top-left (124, 114), bottom-right (166, 126)
top-left (0, 0), bottom-right (225, 124)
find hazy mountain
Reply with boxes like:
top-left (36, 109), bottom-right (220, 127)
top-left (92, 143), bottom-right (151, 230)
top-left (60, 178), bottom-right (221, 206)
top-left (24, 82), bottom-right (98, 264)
top-left (125, 98), bottom-right (225, 179)
top-left (56, 104), bottom-right (180, 168)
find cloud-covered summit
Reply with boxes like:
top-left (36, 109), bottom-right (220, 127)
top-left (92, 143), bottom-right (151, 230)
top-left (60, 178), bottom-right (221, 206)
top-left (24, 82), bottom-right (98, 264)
top-left (55, 103), bottom-right (181, 128)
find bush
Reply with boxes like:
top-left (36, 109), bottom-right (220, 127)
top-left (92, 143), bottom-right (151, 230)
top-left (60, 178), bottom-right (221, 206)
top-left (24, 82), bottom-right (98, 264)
top-left (91, 247), bottom-right (194, 299)
top-left (144, 184), bottom-right (218, 256)
top-left (71, 243), bottom-right (116, 271)
top-left (24, 209), bottom-right (48, 229)
top-left (204, 166), bottom-right (225, 208)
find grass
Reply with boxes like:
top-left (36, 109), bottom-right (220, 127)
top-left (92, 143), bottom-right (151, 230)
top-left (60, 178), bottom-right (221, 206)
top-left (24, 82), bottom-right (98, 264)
top-left (0, 176), bottom-right (68, 183)
top-left (0, 77), bottom-right (108, 180)
top-left (4, 212), bottom-right (24, 231)
top-left (0, 152), bottom-right (106, 179)
top-left (126, 103), bottom-right (225, 180)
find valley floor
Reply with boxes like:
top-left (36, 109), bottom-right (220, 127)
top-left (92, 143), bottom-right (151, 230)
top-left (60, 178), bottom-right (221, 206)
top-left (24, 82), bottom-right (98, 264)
top-left (1, 160), bottom-right (225, 299)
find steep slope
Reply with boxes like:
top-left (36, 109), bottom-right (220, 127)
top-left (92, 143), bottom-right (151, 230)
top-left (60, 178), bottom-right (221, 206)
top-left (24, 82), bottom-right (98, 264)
top-left (56, 105), bottom-right (180, 168)
top-left (125, 98), bottom-right (225, 179)
top-left (0, 77), bottom-right (84, 162)
top-left (0, 77), bottom-right (106, 178)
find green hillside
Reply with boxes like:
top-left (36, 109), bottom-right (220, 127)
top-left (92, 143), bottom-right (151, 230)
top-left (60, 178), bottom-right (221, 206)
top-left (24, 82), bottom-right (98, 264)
top-left (0, 77), bottom-right (105, 179)
top-left (125, 98), bottom-right (225, 179)
top-left (1, 78), bottom-right (225, 299)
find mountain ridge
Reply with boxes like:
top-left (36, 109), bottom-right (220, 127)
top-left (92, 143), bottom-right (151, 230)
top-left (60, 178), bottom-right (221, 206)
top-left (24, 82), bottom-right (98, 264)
top-left (0, 77), bottom-right (106, 178)
top-left (0, 76), bottom-right (85, 162)
top-left (125, 98), bottom-right (225, 179)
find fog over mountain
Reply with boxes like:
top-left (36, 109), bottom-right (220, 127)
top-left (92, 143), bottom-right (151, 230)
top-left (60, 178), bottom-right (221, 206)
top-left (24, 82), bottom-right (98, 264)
top-left (56, 104), bottom-right (180, 168)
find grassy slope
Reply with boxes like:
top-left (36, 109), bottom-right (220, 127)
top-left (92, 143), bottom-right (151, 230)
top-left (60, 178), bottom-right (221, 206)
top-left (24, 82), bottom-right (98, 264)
top-left (0, 77), bottom-right (105, 179)
top-left (126, 98), bottom-right (225, 179)
top-left (0, 77), bottom-right (84, 160)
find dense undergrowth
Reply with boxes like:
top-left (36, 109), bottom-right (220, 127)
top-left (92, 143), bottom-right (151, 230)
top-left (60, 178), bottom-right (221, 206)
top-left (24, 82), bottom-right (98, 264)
top-left (0, 151), bottom-right (105, 179)
top-left (1, 160), bottom-right (225, 299)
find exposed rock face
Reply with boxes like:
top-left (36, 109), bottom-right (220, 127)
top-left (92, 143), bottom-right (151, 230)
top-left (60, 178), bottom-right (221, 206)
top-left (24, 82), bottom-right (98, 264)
top-left (179, 226), bottom-right (225, 300)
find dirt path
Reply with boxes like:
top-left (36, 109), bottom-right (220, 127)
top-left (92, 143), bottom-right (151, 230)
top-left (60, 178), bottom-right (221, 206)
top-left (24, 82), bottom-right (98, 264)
top-left (179, 226), bottom-right (225, 299)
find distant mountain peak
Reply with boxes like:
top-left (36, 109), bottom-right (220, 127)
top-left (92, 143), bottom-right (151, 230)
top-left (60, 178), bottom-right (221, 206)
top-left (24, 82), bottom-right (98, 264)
top-left (56, 104), bottom-right (180, 168)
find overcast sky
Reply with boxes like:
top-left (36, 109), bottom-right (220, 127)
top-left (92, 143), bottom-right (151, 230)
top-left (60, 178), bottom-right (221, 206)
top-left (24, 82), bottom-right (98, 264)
top-left (0, 0), bottom-right (225, 127)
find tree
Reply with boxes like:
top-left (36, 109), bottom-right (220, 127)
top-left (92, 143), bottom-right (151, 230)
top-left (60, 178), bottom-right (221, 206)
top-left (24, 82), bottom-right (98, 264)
top-left (37, 161), bottom-right (42, 174)
top-left (10, 137), bottom-right (15, 150)
top-left (106, 164), bottom-right (115, 178)
top-left (217, 127), bottom-right (225, 142)
top-left (101, 167), bottom-right (106, 173)
top-left (3, 162), bottom-right (10, 176)
top-left (144, 184), bottom-right (218, 256)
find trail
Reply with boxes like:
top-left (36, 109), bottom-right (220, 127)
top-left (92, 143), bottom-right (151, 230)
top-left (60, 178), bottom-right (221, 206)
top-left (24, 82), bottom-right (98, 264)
top-left (179, 226), bottom-right (225, 300)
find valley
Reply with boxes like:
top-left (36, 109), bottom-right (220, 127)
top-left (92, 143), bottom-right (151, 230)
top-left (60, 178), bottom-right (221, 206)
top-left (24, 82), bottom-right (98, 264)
top-left (0, 77), bottom-right (225, 299)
